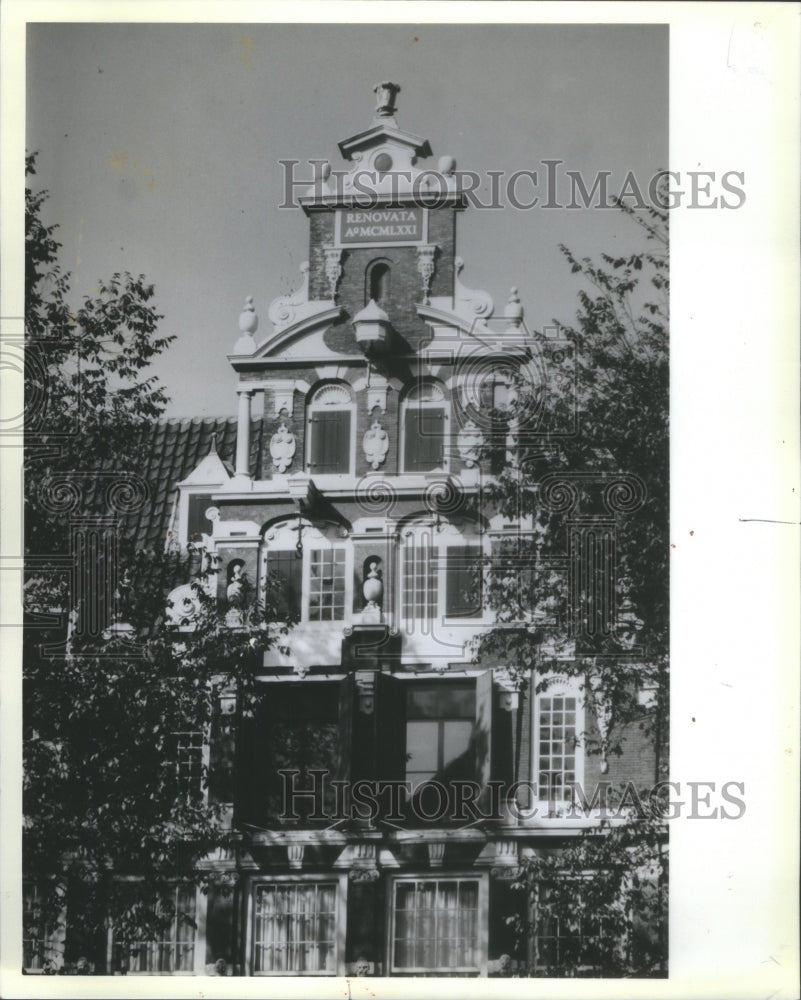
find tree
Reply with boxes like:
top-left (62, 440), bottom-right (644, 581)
top-left (476, 200), bottom-right (669, 975)
top-left (508, 813), bottom-right (668, 977)
top-left (22, 156), bottom-right (289, 973)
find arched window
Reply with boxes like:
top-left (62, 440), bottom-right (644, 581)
top-left (400, 381), bottom-right (449, 473)
top-left (262, 519), bottom-right (352, 623)
top-left (365, 258), bottom-right (391, 306)
top-left (306, 382), bottom-right (355, 475)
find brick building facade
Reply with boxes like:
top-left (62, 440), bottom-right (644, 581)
top-left (25, 82), bottom-right (662, 978)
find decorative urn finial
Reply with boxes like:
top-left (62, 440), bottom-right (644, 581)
top-left (238, 295), bottom-right (259, 335)
top-left (373, 81), bottom-right (401, 118)
top-left (504, 287), bottom-right (524, 327)
top-left (234, 296), bottom-right (259, 355)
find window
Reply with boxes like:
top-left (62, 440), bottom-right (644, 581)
top-left (306, 383), bottom-right (354, 475)
top-left (308, 548), bottom-right (346, 621)
top-left (534, 884), bottom-right (611, 975)
top-left (534, 679), bottom-right (585, 807)
top-left (444, 545), bottom-right (482, 618)
top-left (174, 731), bottom-right (204, 800)
top-left (366, 259), bottom-right (391, 305)
top-left (266, 548), bottom-right (302, 619)
top-left (400, 524), bottom-right (483, 625)
top-left (125, 885), bottom-right (197, 974)
top-left (253, 882), bottom-right (339, 974)
top-left (186, 493), bottom-right (214, 544)
top-left (401, 382), bottom-right (448, 473)
top-left (23, 883), bottom-right (60, 971)
top-left (253, 680), bottom-right (347, 825)
top-left (390, 877), bottom-right (482, 974)
top-left (402, 532), bottom-right (436, 622)
top-left (262, 521), bottom-right (351, 624)
top-left (405, 682), bottom-right (475, 790)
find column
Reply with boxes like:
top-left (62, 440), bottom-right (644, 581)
top-left (235, 389), bottom-right (253, 479)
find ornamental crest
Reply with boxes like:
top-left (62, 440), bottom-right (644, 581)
top-left (363, 419), bottom-right (389, 470)
top-left (270, 422), bottom-right (296, 473)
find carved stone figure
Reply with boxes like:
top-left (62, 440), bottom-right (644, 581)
top-left (457, 419), bottom-right (484, 468)
top-left (226, 564), bottom-right (247, 608)
top-left (270, 422), bottom-right (296, 473)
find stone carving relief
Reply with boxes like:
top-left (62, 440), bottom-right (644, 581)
top-left (456, 419), bottom-right (484, 468)
top-left (269, 422), bottom-right (296, 473)
top-left (453, 257), bottom-right (494, 322)
top-left (362, 419), bottom-right (389, 470)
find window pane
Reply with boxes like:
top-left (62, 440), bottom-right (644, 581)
top-left (407, 683), bottom-right (474, 718)
top-left (124, 885), bottom-right (196, 974)
top-left (406, 721), bottom-right (439, 772)
top-left (442, 720), bottom-right (473, 768)
top-left (537, 695), bottom-right (579, 802)
top-left (308, 549), bottom-right (346, 621)
top-left (254, 883), bottom-right (337, 974)
top-left (402, 541), bottom-right (437, 620)
top-left (392, 879), bottom-right (480, 973)
top-left (267, 549), bottom-right (302, 619)
top-left (444, 546), bottom-right (482, 618)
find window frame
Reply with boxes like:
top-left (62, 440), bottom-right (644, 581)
top-left (404, 680), bottom-right (476, 791)
top-left (532, 876), bottom-right (623, 975)
top-left (532, 675), bottom-right (586, 811)
top-left (399, 521), bottom-right (487, 628)
top-left (305, 382), bottom-right (356, 476)
top-left (387, 873), bottom-right (488, 976)
top-left (261, 521), bottom-right (353, 626)
top-left (400, 381), bottom-right (450, 474)
top-left (22, 882), bottom-right (64, 974)
top-left (112, 882), bottom-right (201, 976)
top-left (247, 874), bottom-right (348, 976)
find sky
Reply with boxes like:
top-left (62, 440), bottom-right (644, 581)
top-left (26, 22), bottom-right (667, 417)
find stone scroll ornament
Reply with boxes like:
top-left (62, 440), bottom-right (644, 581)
top-left (269, 422), bottom-right (296, 473)
top-left (362, 419), bottom-right (389, 470)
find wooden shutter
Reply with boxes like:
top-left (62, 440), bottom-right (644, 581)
top-left (266, 549), bottom-right (302, 619)
top-left (376, 673), bottom-right (407, 785)
top-left (336, 674), bottom-right (354, 786)
top-left (208, 706), bottom-right (236, 806)
top-left (474, 670), bottom-right (494, 813)
top-left (309, 410), bottom-right (351, 473)
top-left (404, 408), bottom-right (445, 471)
top-left (445, 545), bottom-right (482, 618)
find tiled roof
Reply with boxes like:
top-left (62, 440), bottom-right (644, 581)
top-left (125, 416), bottom-right (264, 552)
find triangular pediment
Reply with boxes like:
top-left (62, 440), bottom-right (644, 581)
top-left (178, 447), bottom-right (232, 486)
top-left (338, 123), bottom-right (431, 162)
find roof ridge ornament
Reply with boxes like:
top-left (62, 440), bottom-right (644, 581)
top-left (373, 81), bottom-right (401, 119)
